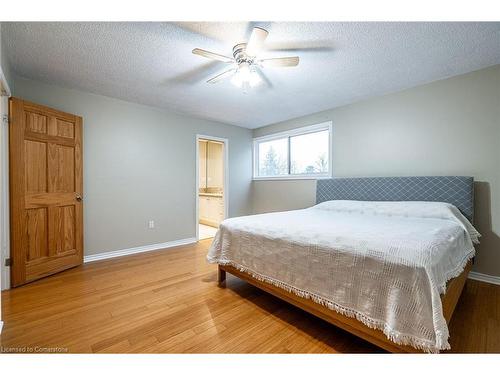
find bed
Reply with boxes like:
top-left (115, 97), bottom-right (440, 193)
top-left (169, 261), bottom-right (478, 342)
top-left (207, 176), bottom-right (479, 353)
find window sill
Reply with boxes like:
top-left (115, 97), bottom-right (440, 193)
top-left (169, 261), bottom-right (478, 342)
top-left (253, 175), bottom-right (332, 181)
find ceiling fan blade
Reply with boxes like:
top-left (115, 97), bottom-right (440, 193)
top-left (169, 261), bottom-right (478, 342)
top-left (207, 69), bottom-right (237, 84)
top-left (267, 46), bottom-right (333, 53)
top-left (246, 27), bottom-right (269, 56)
top-left (192, 48), bottom-right (234, 63)
top-left (265, 40), bottom-right (334, 53)
top-left (259, 56), bottom-right (299, 67)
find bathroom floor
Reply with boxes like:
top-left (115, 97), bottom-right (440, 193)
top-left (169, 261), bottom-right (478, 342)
top-left (199, 224), bottom-right (218, 240)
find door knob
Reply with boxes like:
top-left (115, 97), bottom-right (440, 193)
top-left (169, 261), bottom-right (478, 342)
top-left (76, 194), bottom-right (83, 202)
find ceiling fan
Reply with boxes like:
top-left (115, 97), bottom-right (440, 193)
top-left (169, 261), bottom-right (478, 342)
top-left (192, 27), bottom-right (299, 90)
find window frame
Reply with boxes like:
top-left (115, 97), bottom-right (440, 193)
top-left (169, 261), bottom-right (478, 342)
top-left (253, 121), bottom-right (333, 180)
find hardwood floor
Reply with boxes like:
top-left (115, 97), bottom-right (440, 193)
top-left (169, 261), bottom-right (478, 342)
top-left (1, 239), bottom-right (499, 353)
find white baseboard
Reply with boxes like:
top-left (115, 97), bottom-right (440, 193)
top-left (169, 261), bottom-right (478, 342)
top-left (468, 271), bottom-right (500, 286)
top-left (83, 237), bottom-right (197, 263)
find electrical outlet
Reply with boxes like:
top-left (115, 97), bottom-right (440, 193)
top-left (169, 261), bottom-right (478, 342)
top-left (148, 220), bottom-right (155, 229)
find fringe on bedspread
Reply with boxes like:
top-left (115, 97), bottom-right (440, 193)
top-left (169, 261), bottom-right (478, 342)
top-left (215, 248), bottom-right (475, 354)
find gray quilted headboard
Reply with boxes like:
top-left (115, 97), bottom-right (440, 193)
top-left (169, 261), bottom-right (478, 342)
top-left (316, 176), bottom-right (474, 222)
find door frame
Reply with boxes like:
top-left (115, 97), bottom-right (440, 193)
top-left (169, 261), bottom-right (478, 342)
top-left (0, 68), bottom-right (11, 291)
top-left (195, 134), bottom-right (229, 241)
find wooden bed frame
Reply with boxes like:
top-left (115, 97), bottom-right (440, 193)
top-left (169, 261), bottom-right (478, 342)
top-left (217, 260), bottom-right (472, 353)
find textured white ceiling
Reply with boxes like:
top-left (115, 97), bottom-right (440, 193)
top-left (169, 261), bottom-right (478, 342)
top-left (3, 22), bottom-right (500, 128)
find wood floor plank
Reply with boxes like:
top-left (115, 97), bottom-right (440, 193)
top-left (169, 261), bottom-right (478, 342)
top-left (1, 239), bottom-right (499, 353)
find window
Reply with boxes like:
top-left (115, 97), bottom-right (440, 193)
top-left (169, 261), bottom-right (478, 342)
top-left (257, 137), bottom-right (288, 177)
top-left (253, 122), bottom-right (332, 179)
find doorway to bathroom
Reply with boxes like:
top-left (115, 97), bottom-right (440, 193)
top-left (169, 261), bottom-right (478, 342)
top-left (196, 135), bottom-right (228, 240)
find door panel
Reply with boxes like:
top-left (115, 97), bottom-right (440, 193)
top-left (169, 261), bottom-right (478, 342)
top-left (53, 205), bottom-right (76, 253)
top-left (49, 144), bottom-right (75, 192)
top-left (10, 98), bottom-right (83, 287)
top-left (25, 140), bottom-right (47, 193)
top-left (56, 118), bottom-right (75, 139)
top-left (26, 208), bottom-right (49, 261)
top-left (25, 111), bottom-right (48, 134)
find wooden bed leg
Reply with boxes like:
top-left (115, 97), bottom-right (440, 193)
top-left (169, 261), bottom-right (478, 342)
top-left (217, 266), bottom-right (226, 287)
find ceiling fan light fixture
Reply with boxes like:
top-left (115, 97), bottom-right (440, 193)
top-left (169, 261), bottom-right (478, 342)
top-left (193, 27), bottom-right (299, 89)
top-left (238, 63), bottom-right (251, 81)
top-left (230, 72), bottom-right (243, 88)
top-left (231, 63), bottom-right (262, 89)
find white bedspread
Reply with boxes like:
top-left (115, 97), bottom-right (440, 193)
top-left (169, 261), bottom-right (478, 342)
top-left (207, 200), bottom-right (479, 352)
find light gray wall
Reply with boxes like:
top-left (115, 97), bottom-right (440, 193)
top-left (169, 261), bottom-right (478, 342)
top-left (253, 64), bottom-right (500, 277)
top-left (11, 75), bottom-right (253, 256)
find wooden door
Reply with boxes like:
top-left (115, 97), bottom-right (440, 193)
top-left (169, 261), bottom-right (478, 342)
top-left (9, 98), bottom-right (83, 287)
